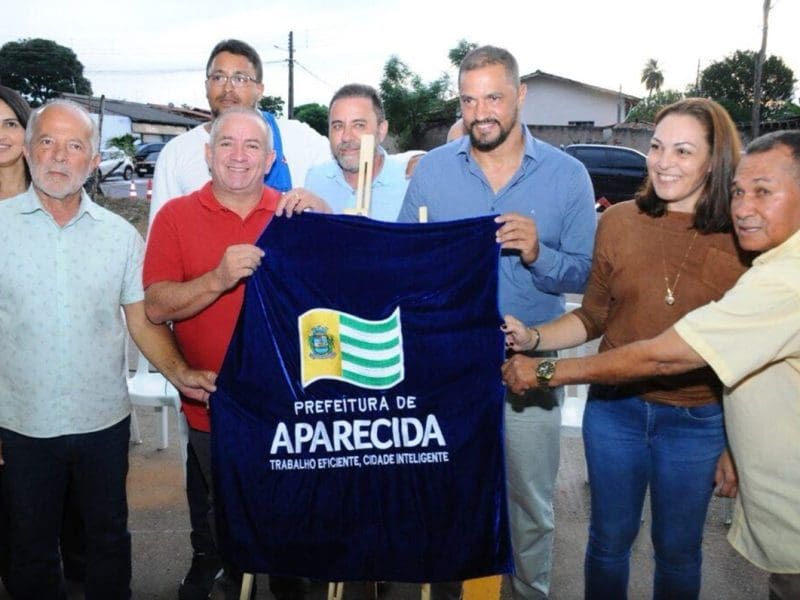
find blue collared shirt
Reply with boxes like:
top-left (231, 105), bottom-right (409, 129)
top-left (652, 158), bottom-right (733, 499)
top-left (304, 150), bottom-right (409, 222)
top-left (399, 127), bottom-right (596, 324)
top-left (0, 187), bottom-right (144, 437)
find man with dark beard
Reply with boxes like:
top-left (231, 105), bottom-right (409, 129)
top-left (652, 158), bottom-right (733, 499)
top-left (399, 46), bottom-right (596, 600)
top-left (300, 83), bottom-right (409, 221)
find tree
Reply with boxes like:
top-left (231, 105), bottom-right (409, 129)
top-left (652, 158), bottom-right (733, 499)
top-left (448, 39), bottom-right (478, 68)
top-left (258, 95), bottom-right (284, 117)
top-left (0, 38), bottom-right (92, 106)
top-left (294, 103), bottom-right (328, 136)
top-left (696, 49), bottom-right (795, 122)
top-left (379, 55), bottom-right (453, 150)
top-left (625, 90), bottom-right (684, 124)
top-left (640, 59), bottom-right (664, 98)
top-left (107, 134), bottom-right (137, 157)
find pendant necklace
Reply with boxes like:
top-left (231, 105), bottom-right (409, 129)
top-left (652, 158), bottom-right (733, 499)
top-left (660, 222), bottom-right (699, 306)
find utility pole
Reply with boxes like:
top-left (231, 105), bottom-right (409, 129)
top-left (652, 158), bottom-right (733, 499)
top-left (288, 31), bottom-right (295, 119)
top-left (752, 0), bottom-right (771, 138)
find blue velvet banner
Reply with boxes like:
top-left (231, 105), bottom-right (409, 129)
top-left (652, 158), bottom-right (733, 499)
top-left (211, 213), bottom-right (512, 582)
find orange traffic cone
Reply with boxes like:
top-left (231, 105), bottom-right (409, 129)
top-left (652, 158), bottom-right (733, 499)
top-left (128, 181), bottom-right (137, 200)
top-left (146, 179), bottom-right (153, 202)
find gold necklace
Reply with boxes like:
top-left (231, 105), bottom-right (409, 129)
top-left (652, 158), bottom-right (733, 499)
top-left (660, 222), bottom-right (699, 306)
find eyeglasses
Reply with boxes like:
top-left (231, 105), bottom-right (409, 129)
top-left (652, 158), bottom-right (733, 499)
top-left (206, 72), bottom-right (258, 88)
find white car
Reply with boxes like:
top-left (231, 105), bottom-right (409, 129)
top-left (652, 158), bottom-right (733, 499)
top-left (98, 148), bottom-right (134, 181)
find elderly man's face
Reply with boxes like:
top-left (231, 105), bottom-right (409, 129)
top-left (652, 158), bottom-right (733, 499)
top-left (328, 96), bottom-right (387, 174)
top-left (732, 145), bottom-right (800, 252)
top-left (205, 51), bottom-right (264, 118)
top-left (24, 104), bottom-right (98, 201)
top-left (205, 111), bottom-right (275, 197)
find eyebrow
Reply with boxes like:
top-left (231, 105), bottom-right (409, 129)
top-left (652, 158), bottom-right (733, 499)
top-left (217, 135), bottom-right (262, 144)
top-left (650, 136), bottom-right (698, 147)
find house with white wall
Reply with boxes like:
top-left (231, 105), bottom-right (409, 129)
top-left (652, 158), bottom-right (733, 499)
top-left (520, 70), bottom-right (639, 127)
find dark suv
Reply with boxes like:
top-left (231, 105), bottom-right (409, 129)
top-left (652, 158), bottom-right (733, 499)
top-left (133, 142), bottom-right (166, 176)
top-left (564, 144), bottom-right (648, 209)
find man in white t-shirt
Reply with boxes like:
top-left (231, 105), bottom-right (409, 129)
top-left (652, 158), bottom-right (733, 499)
top-left (148, 39), bottom-right (330, 230)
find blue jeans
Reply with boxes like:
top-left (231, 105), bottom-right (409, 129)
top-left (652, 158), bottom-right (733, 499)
top-left (0, 417), bottom-right (131, 600)
top-left (582, 395), bottom-right (724, 600)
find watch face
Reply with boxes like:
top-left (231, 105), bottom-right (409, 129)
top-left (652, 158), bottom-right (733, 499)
top-left (536, 360), bottom-right (556, 381)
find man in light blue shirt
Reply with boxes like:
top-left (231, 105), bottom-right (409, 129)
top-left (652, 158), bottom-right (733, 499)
top-left (303, 84), bottom-right (409, 221)
top-left (0, 100), bottom-right (215, 599)
top-left (400, 46), bottom-right (596, 600)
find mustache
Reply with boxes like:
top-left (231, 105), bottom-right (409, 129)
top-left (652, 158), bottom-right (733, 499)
top-left (469, 119), bottom-right (501, 129)
top-left (336, 141), bottom-right (360, 153)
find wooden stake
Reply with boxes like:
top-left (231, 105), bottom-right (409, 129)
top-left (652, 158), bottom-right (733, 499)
top-left (353, 134), bottom-right (375, 216)
top-left (327, 581), bottom-right (344, 600)
top-left (239, 573), bottom-right (254, 600)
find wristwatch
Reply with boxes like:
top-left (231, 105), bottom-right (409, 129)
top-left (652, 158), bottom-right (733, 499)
top-left (536, 359), bottom-right (557, 389)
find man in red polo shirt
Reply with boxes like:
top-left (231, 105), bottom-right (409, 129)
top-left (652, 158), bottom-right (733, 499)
top-left (143, 106), bottom-right (327, 600)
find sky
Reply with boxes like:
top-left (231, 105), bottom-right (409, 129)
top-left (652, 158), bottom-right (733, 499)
top-left (3, 0), bottom-right (799, 111)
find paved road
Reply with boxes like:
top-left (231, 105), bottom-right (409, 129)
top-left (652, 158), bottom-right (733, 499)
top-left (99, 174), bottom-right (152, 201)
top-left (1, 407), bottom-right (766, 599)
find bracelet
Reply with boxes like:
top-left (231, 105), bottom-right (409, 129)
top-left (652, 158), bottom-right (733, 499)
top-left (529, 327), bottom-right (541, 351)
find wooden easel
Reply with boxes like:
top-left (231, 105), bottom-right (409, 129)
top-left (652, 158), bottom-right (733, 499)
top-left (343, 134), bottom-right (375, 217)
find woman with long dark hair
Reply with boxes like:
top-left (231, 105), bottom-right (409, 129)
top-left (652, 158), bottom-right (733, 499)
top-left (0, 85), bottom-right (30, 200)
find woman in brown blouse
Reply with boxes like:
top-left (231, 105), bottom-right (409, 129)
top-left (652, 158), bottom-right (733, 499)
top-left (504, 98), bottom-right (750, 600)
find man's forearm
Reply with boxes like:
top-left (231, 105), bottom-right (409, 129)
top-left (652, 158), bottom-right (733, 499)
top-left (502, 327), bottom-right (708, 393)
top-left (552, 328), bottom-right (707, 387)
top-left (145, 273), bottom-right (224, 324)
top-left (125, 301), bottom-right (188, 383)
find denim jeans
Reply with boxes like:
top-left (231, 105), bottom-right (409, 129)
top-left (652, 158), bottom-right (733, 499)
top-left (582, 395), bottom-right (725, 600)
top-left (0, 417), bottom-right (131, 600)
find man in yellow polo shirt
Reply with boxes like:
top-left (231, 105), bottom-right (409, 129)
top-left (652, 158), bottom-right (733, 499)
top-left (502, 129), bottom-right (800, 600)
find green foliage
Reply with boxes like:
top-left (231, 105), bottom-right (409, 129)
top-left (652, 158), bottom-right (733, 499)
top-left (695, 50), bottom-right (796, 122)
top-left (0, 38), bottom-right (92, 106)
top-left (641, 59), bottom-right (664, 98)
top-left (294, 103), bottom-right (328, 136)
top-left (379, 55), bottom-right (454, 150)
top-left (625, 90), bottom-right (685, 124)
top-left (448, 39), bottom-right (478, 69)
top-left (107, 134), bottom-right (137, 157)
top-left (258, 95), bottom-right (284, 117)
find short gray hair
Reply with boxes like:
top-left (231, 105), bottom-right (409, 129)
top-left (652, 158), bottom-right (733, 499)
top-left (25, 99), bottom-right (100, 156)
top-left (209, 106), bottom-right (272, 151)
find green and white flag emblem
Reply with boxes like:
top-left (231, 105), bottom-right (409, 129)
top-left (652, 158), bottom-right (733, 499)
top-left (299, 307), bottom-right (404, 389)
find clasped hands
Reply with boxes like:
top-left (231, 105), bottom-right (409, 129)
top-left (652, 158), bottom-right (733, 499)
top-left (501, 314), bottom-right (550, 394)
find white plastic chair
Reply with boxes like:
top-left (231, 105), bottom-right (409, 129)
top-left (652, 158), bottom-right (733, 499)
top-left (559, 302), bottom-right (590, 431)
top-left (127, 345), bottom-right (188, 480)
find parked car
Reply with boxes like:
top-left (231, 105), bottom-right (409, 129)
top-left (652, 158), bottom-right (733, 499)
top-left (98, 148), bottom-right (134, 180)
top-left (564, 144), bottom-right (648, 210)
top-left (134, 142), bottom-right (165, 176)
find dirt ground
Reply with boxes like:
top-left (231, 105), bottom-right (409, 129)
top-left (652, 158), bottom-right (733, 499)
top-left (94, 195), bottom-right (150, 238)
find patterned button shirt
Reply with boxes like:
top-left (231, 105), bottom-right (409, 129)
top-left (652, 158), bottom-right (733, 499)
top-left (0, 187), bottom-right (144, 437)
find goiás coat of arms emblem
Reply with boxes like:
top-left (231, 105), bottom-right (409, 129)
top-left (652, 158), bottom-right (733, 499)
top-left (308, 325), bottom-right (336, 359)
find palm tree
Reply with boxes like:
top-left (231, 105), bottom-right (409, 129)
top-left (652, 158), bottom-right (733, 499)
top-left (641, 59), bottom-right (664, 98)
